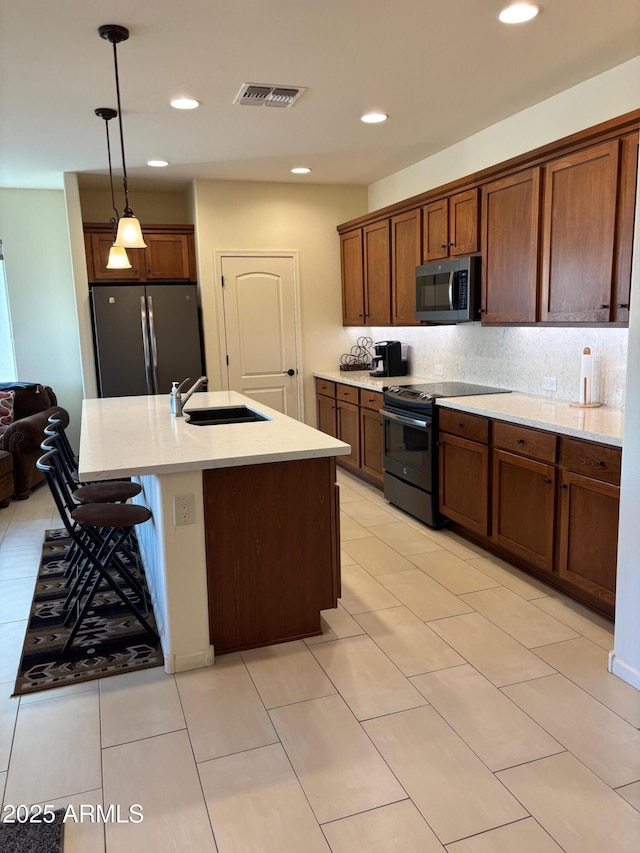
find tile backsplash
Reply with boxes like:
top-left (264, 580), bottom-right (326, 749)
top-left (347, 325), bottom-right (628, 409)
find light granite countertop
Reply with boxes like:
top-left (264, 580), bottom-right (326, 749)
top-left (79, 391), bottom-right (350, 480)
top-left (313, 369), bottom-right (430, 391)
top-left (313, 372), bottom-right (623, 446)
top-left (436, 393), bottom-right (623, 447)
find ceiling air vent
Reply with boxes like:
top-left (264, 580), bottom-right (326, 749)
top-left (234, 83), bottom-right (306, 108)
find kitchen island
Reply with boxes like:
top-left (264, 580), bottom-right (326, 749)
top-left (79, 391), bottom-right (350, 672)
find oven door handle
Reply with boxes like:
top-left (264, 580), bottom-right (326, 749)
top-left (383, 409), bottom-right (431, 429)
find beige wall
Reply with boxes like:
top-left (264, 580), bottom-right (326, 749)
top-left (0, 188), bottom-right (84, 446)
top-left (79, 188), bottom-right (190, 224)
top-left (192, 180), bottom-right (367, 423)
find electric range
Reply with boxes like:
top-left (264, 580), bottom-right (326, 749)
top-left (381, 382), bottom-right (511, 527)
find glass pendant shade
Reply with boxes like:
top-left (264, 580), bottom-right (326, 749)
top-left (114, 215), bottom-right (147, 248)
top-left (106, 245), bottom-right (132, 269)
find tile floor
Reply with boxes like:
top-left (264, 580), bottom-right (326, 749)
top-left (1, 471), bottom-right (639, 851)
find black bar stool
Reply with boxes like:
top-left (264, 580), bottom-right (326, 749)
top-left (44, 418), bottom-right (142, 503)
top-left (36, 448), bottom-right (158, 655)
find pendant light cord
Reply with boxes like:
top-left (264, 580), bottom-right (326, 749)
top-left (103, 117), bottom-right (120, 230)
top-left (110, 40), bottom-right (132, 216)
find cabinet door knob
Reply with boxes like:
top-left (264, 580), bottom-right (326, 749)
top-left (516, 438), bottom-right (525, 444)
top-left (560, 483), bottom-right (568, 489)
top-left (440, 243), bottom-right (447, 249)
top-left (595, 460), bottom-right (604, 467)
top-left (617, 303), bottom-right (629, 309)
top-left (599, 304), bottom-right (609, 309)
top-left (544, 478), bottom-right (552, 484)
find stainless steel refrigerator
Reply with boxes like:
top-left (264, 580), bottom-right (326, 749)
top-left (90, 283), bottom-right (205, 398)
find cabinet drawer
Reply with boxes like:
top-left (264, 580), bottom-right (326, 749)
top-left (336, 383), bottom-right (359, 404)
top-left (560, 437), bottom-right (621, 484)
top-left (315, 378), bottom-right (336, 398)
top-left (360, 389), bottom-right (383, 411)
top-left (493, 421), bottom-right (557, 463)
top-left (439, 408), bottom-right (489, 443)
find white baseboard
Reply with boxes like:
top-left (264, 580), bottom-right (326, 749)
top-left (163, 645), bottom-right (215, 674)
top-left (608, 651), bottom-right (640, 690)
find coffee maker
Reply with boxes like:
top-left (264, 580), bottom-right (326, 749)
top-left (369, 341), bottom-right (408, 377)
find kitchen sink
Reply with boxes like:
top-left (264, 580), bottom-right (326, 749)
top-left (185, 405), bottom-right (269, 426)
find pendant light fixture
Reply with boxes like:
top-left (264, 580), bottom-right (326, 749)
top-left (95, 107), bottom-right (132, 270)
top-left (98, 24), bottom-right (146, 249)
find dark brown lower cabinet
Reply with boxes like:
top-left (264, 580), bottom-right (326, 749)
top-left (203, 457), bottom-right (340, 654)
top-left (439, 432), bottom-right (489, 537)
top-left (492, 449), bottom-right (556, 573)
top-left (359, 405), bottom-right (383, 487)
top-left (316, 392), bottom-right (337, 437)
top-left (439, 413), bottom-right (620, 619)
top-left (557, 470), bottom-right (619, 609)
top-left (337, 400), bottom-right (360, 472)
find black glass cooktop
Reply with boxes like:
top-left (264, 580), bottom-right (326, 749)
top-left (386, 381), bottom-right (510, 398)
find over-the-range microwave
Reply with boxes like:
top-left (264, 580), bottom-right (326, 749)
top-left (415, 256), bottom-right (480, 324)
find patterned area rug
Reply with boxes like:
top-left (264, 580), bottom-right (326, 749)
top-left (13, 529), bottom-right (163, 696)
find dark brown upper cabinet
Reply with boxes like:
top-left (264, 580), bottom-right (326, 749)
top-left (422, 188), bottom-right (479, 262)
top-left (391, 209), bottom-right (422, 325)
top-left (83, 224), bottom-right (196, 283)
top-left (540, 140), bottom-right (620, 323)
top-left (340, 223), bottom-right (391, 326)
top-left (481, 168), bottom-right (541, 324)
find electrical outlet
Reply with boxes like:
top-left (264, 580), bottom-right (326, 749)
top-left (542, 377), bottom-right (557, 392)
top-left (434, 364), bottom-right (444, 376)
top-left (173, 494), bottom-right (195, 526)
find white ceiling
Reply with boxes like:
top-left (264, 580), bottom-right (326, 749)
top-left (1, 0), bottom-right (639, 192)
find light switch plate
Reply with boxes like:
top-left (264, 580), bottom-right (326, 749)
top-left (542, 377), bottom-right (557, 391)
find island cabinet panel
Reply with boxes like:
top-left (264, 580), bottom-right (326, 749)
top-left (540, 140), bottom-right (619, 323)
top-left (391, 209), bottom-right (422, 325)
top-left (491, 450), bottom-right (556, 573)
top-left (204, 457), bottom-right (340, 654)
top-left (481, 168), bottom-right (541, 323)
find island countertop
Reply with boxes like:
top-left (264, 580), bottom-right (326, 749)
top-left (79, 391), bottom-right (351, 480)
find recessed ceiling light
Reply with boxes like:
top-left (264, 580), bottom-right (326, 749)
top-left (170, 97), bottom-right (200, 110)
top-left (291, 167), bottom-right (311, 174)
top-left (498, 2), bottom-right (540, 24)
top-left (147, 159), bottom-right (169, 168)
top-left (361, 112), bottom-right (388, 124)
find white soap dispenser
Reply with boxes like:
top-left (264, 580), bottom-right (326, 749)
top-left (169, 381), bottom-right (180, 414)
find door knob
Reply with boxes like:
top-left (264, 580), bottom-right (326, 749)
top-left (283, 369), bottom-right (295, 376)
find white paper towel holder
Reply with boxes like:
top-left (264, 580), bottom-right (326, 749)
top-left (570, 346), bottom-right (602, 408)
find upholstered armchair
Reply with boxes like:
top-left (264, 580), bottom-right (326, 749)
top-left (0, 383), bottom-right (69, 500)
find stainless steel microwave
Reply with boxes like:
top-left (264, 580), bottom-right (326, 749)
top-left (415, 256), bottom-right (480, 324)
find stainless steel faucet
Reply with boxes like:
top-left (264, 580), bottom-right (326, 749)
top-left (172, 376), bottom-right (208, 416)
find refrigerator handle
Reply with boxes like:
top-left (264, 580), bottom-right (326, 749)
top-left (147, 294), bottom-right (160, 394)
top-left (140, 296), bottom-right (154, 394)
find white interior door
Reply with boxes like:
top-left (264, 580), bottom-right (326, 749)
top-left (220, 255), bottom-right (301, 417)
